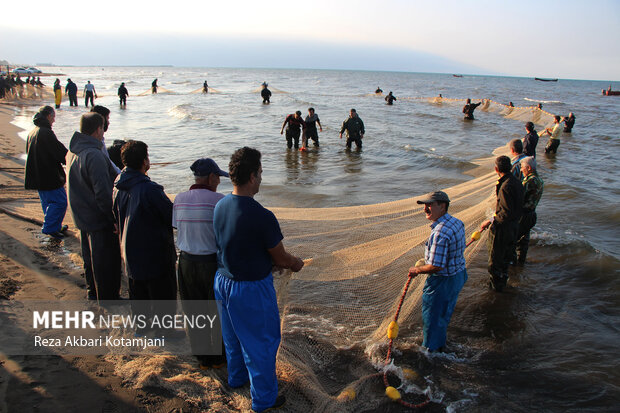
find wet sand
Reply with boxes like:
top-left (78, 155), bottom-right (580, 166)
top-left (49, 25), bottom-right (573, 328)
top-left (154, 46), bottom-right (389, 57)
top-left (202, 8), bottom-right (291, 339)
top-left (0, 103), bottom-right (206, 412)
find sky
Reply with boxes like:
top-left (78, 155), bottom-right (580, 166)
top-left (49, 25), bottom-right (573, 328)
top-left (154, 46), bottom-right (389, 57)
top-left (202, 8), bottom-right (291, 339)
top-left (1, 0), bottom-right (619, 80)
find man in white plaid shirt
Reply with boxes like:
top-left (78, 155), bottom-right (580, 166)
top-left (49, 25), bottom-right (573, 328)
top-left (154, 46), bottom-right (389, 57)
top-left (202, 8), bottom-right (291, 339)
top-left (408, 191), bottom-right (467, 352)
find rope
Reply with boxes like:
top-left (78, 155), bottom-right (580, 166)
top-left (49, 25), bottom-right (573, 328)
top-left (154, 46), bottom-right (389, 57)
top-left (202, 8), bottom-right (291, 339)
top-left (379, 227), bottom-right (487, 409)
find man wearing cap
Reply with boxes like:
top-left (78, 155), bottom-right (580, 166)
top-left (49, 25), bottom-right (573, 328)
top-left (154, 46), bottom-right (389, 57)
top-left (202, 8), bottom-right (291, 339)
top-left (113, 140), bottom-right (177, 324)
top-left (280, 110), bottom-right (306, 149)
top-left (173, 157), bottom-right (229, 370)
top-left (481, 156), bottom-right (524, 292)
top-left (408, 191), bottom-right (467, 352)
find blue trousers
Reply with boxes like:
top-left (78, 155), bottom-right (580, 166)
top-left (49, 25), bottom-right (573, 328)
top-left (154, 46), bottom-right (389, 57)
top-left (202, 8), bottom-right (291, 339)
top-left (422, 269), bottom-right (467, 351)
top-left (38, 187), bottom-right (67, 234)
top-left (214, 272), bottom-right (280, 412)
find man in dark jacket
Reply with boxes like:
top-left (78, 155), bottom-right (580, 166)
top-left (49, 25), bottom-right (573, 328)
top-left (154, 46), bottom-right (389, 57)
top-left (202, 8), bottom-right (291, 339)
top-left (67, 112), bottom-right (121, 300)
top-left (65, 79), bottom-right (78, 107)
top-left (385, 91), bottom-right (397, 105)
top-left (481, 155), bottom-right (524, 292)
top-left (513, 156), bottom-right (544, 265)
top-left (339, 108), bottom-right (365, 149)
top-left (522, 122), bottom-right (539, 157)
top-left (261, 83), bottom-right (271, 104)
top-left (117, 82), bottom-right (129, 107)
top-left (113, 140), bottom-right (177, 333)
top-left (462, 98), bottom-right (482, 120)
top-left (563, 112), bottom-right (576, 133)
top-left (25, 106), bottom-right (69, 238)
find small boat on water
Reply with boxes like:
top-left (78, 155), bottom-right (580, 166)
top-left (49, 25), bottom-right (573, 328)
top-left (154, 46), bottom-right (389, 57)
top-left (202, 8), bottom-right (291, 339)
top-left (453, 74), bottom-right (463, 78)
top-left (535, 77), bottom-right (558, 82)
top-left (602, 89), bottom-right (620, 96)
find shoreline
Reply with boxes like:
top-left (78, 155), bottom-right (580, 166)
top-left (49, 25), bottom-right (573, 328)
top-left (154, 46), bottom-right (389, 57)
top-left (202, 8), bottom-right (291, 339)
top-left (0, 102), bottom-right (201, 412)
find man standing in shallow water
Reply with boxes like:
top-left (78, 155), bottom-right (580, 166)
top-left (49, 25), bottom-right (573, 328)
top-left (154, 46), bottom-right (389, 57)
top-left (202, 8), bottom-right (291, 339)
top-left (462, 98), bottom-right (482, 120)
top-left (302, 107), bottom-right (322, 149)
top-left (339, 108), bottom-right (365, 150)
top-left (543, 115), bottom-right (562, 154)
top-left (280, 110), bottom-right (305, 149)
top-left (408, 191), bottom-right (467, 352)
top-left (513, 156), bottom-right (544, 265)
top-left (84, 81), bottom-right (97, 107)
top-left (481, 156), bottom-right (524, 292)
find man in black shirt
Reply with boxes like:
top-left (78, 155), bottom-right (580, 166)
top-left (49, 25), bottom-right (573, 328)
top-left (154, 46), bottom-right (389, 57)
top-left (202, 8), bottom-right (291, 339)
top-left (462, 98), bottom-right (482, 120)
top-left (65, 78), bottom-right (78, 107)
top-left (261, 83), bottom-right (271, 104)
top-left (481, 156), bottom-right (524, 292)
top-left (522, 122), bottom-right (539, 157)
top-left (302, 107), bottom-right (322, 148)
top-left (563, 112), bottom-right (575, 133)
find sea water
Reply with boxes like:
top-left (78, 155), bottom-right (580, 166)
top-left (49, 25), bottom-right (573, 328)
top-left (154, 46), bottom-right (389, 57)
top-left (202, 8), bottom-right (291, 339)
top-left (11, 66), bottom-right (620, 411)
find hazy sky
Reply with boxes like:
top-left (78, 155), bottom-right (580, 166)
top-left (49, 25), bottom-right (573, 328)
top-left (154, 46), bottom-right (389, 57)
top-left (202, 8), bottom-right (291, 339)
top-left (2, 0), bottom-right (619, 80)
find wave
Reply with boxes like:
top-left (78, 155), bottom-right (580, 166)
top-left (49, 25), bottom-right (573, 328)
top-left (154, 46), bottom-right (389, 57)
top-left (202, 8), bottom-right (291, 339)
top-left (524, 98), bottom-right (563, 104)
top-left (167, 104), bottom-right (205, 121)
top-left (403, 145), bottom-right (476, 170)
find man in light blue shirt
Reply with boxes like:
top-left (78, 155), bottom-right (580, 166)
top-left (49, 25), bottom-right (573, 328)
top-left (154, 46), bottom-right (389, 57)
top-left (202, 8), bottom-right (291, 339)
top-left (408, 191), bottom-right (467, 352)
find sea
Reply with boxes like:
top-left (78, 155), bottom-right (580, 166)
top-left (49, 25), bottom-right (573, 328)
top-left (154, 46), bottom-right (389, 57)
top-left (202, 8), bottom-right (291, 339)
top-left (10, 67), bottom-right (620, 412)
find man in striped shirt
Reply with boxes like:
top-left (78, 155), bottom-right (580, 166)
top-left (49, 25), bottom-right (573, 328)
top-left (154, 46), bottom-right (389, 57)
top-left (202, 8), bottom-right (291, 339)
top-left (408, 191), bottom-right (467, 352)
top-left (173, 157), bottom-right (229, 370)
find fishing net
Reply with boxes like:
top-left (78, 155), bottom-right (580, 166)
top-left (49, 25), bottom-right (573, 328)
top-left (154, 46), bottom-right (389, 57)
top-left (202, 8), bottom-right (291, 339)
top-left (266, 166), bottom-right (497, 411)
top-left (262, 97), bottom-right (557, 411)
top-left (0, 85), bottom-right (54, 101)
top-left (417, 97), bottom-right (556, 128)
top-left (104, 168), bottom-right (498, 411)
top-left (98, 96), bottom-right (553, 411)
top-left (189, 87), bottom-right (222, 94)
top-left (136, 86), bottom-right (176, 96)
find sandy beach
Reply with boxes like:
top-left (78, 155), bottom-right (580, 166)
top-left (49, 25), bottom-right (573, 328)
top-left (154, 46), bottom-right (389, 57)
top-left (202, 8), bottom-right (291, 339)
top-left (0, 102), bottom-right (222, 412)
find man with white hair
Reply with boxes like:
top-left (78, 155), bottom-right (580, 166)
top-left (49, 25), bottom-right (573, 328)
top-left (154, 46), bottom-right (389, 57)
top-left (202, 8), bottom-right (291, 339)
top-left (514, 156), bottom-right (544, 265)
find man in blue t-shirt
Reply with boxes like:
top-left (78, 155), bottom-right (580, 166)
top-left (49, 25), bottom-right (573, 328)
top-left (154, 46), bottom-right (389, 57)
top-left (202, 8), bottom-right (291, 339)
top-left (213, 147), bottom-right (304, 413)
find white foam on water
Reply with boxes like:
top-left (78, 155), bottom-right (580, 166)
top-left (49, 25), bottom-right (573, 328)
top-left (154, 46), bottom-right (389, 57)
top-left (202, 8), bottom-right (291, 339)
top-left (167, 103), bottom-right (205, 121)
top-left (524, 97), bottom-right (563, 104)
top-left (446, 397), bottom-right (475, 413)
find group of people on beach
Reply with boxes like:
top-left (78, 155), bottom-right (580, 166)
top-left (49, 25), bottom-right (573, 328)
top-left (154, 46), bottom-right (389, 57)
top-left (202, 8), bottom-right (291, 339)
top-left (0, 74), bottom-right (45, 99)
top-left (20, 74), bottom-right (578, 411)
top-left (23, 103), bottom-right (303, 412)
